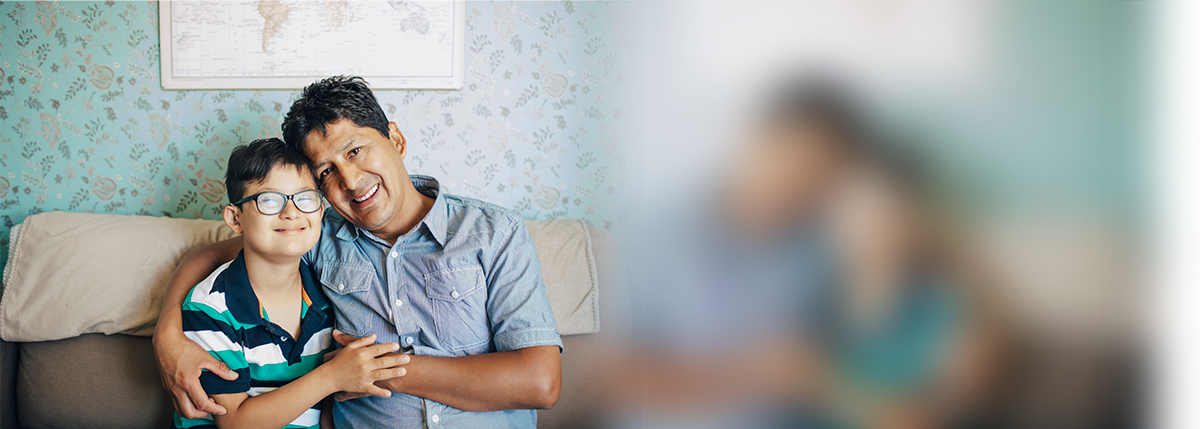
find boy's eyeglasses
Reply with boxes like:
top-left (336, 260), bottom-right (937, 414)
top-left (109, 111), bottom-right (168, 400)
top-left (233, 190), bottom-right (323, 215)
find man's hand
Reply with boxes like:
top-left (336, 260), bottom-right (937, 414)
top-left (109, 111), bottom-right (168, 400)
top-left (155, 331), bottom-right (240, 419)
top-left (323, 329), bottom-right (408, 402)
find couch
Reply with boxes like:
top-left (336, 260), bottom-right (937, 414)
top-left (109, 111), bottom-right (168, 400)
top-left (0, 211), bottom-right (624, 428)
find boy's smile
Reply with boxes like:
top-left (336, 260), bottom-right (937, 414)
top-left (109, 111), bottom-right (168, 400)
top-left (224, 165), bottom-right (323, 261)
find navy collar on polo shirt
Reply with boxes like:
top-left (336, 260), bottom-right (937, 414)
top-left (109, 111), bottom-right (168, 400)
top-left (223, 251), bottom-right (329, 364)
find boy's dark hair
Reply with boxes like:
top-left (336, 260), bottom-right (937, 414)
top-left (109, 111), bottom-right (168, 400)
top-left (281, 75), bottom-right (390, 150)
top-left (225, 138), bottom-right (311, 204)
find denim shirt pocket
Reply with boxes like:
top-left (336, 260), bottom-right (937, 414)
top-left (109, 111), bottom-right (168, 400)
top-left (423, 265), bottom-right (489, 353)
top-left (320, 264), bottom-right (377, 338)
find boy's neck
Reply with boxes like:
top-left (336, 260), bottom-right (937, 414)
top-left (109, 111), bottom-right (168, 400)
top-left (242, 249), bottom-right (303, 297)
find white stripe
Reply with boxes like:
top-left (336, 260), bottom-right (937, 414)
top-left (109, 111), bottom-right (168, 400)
top-left (292, 408), bottom-right (321, 427)
top-left (185, 329), bottom-right (242, 353)
top-left (188, 260), bottom-right (235, 314)
top-left (301, 327), bottom-right (333, 356)
top-left (244, 342), bottom-right (287, 365)
top-left (203, 291), bottom-right (229, 314)
top-left (245, 389), bottom-right (320, 427)
top-left (247, 386), bottom-right (277, 397)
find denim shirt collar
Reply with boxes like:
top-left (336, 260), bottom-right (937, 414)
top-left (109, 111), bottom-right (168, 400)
top-left (333, 175), bottom-right (448, 246)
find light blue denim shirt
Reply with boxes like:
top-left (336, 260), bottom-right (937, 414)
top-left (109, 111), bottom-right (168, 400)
top-left (303, 175), bottom-right (562, 429)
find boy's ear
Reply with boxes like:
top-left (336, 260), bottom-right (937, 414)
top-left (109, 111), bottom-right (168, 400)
top-left (388, 122), bottom-right (407, 159)
top-left (223, 205), bottom-right (244, 234)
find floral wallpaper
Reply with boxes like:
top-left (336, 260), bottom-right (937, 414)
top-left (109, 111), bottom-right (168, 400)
top-left (0, 1), bottom-right (635, 268)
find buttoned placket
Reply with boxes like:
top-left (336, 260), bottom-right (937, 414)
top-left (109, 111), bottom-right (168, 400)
top-left (388, 234), bottom-right (419, 350)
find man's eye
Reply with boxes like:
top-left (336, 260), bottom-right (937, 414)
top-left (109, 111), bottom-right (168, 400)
top-left (318, 167), bottom-right (332, 179)
top-left (349, 147), bottom-right (361, 157)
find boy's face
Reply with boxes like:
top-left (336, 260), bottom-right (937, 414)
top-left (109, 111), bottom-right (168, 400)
top-left (223, 165), bottom-right (323, 260)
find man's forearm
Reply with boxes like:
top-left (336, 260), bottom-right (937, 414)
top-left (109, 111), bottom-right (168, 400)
top-left (380, 345), bottom-right (561, 412)
top-left (154, 237), bottom-right (244, 339)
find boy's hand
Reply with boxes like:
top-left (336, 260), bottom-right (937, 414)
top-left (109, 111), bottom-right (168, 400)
top-left (322, 334), bottom-right (409, 398)
top-left (323, 330), bottom-right (372, 401)
top-left (154, 330), bottom-right (240, 418)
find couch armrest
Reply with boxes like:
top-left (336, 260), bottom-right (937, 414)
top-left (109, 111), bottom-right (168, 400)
top-left (0, 338), bottom-right (17, 429)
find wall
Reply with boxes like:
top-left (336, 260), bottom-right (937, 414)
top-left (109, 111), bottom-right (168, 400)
top-left (0, 1), bottom-right (635, 268)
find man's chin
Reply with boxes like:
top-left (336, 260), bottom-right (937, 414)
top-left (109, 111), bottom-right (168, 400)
top-left (347, 209), bottom-right (393, 233)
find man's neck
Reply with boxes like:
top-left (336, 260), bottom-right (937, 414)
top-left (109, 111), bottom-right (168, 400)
top-left (374, 181), bottom-right (437, 245)
top-left (242, 250), bottom-right (303, 298)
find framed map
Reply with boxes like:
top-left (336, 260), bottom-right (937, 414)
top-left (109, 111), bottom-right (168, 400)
top-left (159, 1), bottom-right (465, 90)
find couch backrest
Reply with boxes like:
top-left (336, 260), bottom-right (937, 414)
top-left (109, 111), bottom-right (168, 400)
top-left (0, 212), bottom-right (624, 429)
top-left (1, 211), bottom-right (603, 341)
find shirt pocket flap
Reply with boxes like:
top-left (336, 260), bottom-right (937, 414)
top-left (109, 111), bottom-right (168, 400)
top-left (423, 266), bottom-right (485, 302)
top-left (321, 264), bottom-right (376, 295)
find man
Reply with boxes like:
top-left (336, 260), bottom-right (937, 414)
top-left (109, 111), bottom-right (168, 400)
top-left (154, 76), bottom-right (562, 428)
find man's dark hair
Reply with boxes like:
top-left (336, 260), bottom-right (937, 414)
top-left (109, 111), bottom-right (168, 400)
top-left (281, 75), bottom-right (390, 150)
top-left (765, 77), bottom-right (871, 155)
top-left (225, 138), bottom-right (311, 204)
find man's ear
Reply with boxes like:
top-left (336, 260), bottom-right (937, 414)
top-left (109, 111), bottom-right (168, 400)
top-left (388, 122), bottom-right (407, 159)
top-left (223, 205), bottom-right (244, 234)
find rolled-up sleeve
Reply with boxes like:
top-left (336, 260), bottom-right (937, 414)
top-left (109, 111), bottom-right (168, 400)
top-left (485, 218), bottom-right (563, 353)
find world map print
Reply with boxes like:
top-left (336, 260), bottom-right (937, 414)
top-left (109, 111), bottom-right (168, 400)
top-left (163, 0), bottom-right (461, 89)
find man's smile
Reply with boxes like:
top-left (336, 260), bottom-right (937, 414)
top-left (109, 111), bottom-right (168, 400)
top-left (352, 183), bottom-right (380, 205)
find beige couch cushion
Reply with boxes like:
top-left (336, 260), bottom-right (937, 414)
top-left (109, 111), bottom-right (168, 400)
top-left (1, 212), bottom-right (600, 342)
top-left (526, 219), bottom-right (600, 335)
top-left (1, 212), bottom-right (238, 341)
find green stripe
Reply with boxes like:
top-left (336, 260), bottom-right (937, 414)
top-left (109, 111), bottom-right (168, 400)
top-left (174, 413), bottom-right (318, 429)
top-left (207, 349), bottom-right (249, 371)
top-left (183, 299), bottom-right (260, 331)
top-left (173, 413), bottom-right (215, 428)
top-left (249, 351), bottom-right (330, 381)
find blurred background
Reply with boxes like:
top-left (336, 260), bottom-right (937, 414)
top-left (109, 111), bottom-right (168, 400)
top-left (618, 0), bottom-right (1146, 428)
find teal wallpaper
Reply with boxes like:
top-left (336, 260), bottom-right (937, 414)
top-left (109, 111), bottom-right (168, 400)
top-left (0, 1), bottom-right (634, 268)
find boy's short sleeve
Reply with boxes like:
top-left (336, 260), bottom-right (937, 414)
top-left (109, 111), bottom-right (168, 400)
top-left (181, 287), bottom-right (252, 395)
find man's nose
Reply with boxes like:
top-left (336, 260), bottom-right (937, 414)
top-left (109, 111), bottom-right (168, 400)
top-left (338, 163), bottom-right (365, 192)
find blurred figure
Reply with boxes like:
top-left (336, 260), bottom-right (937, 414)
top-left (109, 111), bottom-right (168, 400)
top-left (610, 80), bottom-right (867, 428)
top-left (817, 149), bottom-right (1014, 429)
top-left (614, 79), bottom-right (1015, 429)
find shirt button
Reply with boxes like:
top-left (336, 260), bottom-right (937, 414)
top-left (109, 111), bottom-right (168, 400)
top-left (394, 299), bottom-right (403, 307)
top-left (390, 251), bottom-right (398, 258)
top-left (405, 336), bottom-right (414, 345)
top-left (450, 290), bottom-right (460, 299)
top-left (430, 414), bottom-right (440, 423)
top-left (338, 283), bottom-right (344, 291)
top-left (280, 336), bottom-right (286, 341)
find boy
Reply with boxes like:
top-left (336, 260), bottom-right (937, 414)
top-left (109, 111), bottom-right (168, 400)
top-left (173, 138), bottom-right (407, 429)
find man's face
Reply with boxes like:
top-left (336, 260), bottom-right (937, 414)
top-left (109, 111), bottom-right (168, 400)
top-left (303, 118), bottom-right (410, 234)
top-left (224, 165), bottom-right (323, 260)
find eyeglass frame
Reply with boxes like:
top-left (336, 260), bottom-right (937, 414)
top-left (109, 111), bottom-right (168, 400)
top-left (231, 190), bottom-right (324, 216)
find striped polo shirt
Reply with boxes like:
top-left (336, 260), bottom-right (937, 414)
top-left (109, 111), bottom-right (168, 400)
top-left (173, 252), bottom-right (334, 429)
